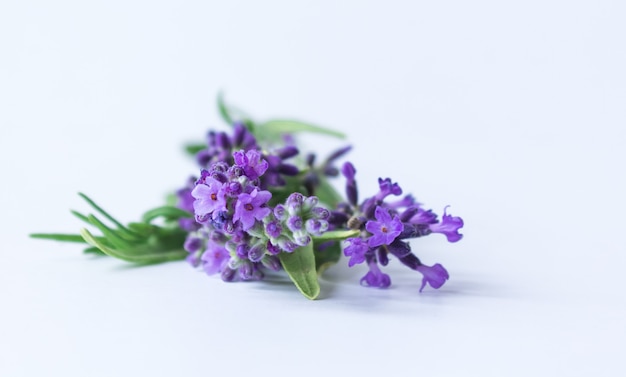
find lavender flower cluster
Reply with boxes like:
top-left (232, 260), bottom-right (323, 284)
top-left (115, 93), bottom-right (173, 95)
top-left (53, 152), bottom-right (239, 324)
top-left (175, 122), bottom-right (464, 294)
top-left (338, 170), bottom-right (463, 291)
top-left (31, 97), bottom-right (465, 299)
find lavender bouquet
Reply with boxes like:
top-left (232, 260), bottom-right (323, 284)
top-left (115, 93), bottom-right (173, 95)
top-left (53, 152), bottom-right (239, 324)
top-left (31, 95), bottom-right (464, 299)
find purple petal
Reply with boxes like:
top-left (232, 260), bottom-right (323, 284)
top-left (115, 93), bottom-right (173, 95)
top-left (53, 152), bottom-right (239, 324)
top-left (428, 206), bottom-right (464, 242)
top-left (343, 238), bottom-right (369, 267)
top-left (416, 263), bottom-right (449, 292)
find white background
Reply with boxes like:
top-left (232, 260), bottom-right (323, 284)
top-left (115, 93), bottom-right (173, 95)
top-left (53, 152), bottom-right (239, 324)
top-left (1, 1), bottom-right (625, 376)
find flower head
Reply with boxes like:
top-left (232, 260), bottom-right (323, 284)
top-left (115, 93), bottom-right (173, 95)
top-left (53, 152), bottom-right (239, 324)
top-left (365, 206), bottom-right (404, 247)
top-left (233, 189), bottom-right (272, 230)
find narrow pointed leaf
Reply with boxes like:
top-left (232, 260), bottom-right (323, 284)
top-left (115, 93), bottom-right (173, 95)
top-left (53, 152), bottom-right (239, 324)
top-left (80, 229), bottom-right (187, 264)
top-left (185, 143), bottom-right (206, 156)
top-left (87, 215), bottom-right (133, 250)
top-left (30, 233), bottom-right (89, 243)
top-left (70, 210), bottom-right (90, 224)
top-left (217, 92), bottom-right (233, 125)
top-left (259, 120), bottom-right (346, 139)
top-left (78, 193), bottom-right (140, 240)
top-left (142, 206), bottom-right (192, 223)
top-left (278, 243), bottom-right (320, 300)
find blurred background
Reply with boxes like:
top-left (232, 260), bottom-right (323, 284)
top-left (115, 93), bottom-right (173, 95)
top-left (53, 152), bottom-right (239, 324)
top-left (1, 1), bottom-right (625, 376)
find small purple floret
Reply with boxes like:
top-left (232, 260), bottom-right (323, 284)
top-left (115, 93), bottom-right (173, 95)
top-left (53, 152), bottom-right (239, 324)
top-left (191, 177), bottom-right (227, 217)
top-left (416, 263), bottom-right (449, 292)
top-left (265, 221), bottom-right (283, 238)
top-left (410, 208), bottom-right (438, 225)
top-left (233, 189), bottom-right (272, 230)
top-left (343, 238), bottom-right (369, 267)
top-left (305, 219), bottom-right (328, 235)
top-left (360, 261), bottom-right (391, 288)
top-left (365, 206), bottom-right (404, 247)
top-left (201, 243), bottom-right (230, 275)
top-left (375, 178), bottom-right (402, 201)
top-left (428, 206), bottom-right (464, 242)
top-left (233, 149), bottom-right (269, 180)
top-left (287, 216), bottom-right (303, 232)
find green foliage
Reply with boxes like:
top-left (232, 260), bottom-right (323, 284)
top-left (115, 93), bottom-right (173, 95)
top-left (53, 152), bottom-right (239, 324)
top-left (314, 241), bottom-right (343, 276)
top-left (33, 95), bottom-right (357, 299)
top-left (30, 193), bottom-right (191, 265)
top-left (278, 242), bottom-right (320, 300)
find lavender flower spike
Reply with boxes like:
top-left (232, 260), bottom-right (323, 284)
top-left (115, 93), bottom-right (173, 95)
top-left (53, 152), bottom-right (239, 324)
top-left (415, 263), bottom-right (449, 292)
top-left (428, 206), bottom-right (464, 242)
top-left (233, 189), bottom-right (272, 230)
top-left (365, 206), bottom-right (404, 247)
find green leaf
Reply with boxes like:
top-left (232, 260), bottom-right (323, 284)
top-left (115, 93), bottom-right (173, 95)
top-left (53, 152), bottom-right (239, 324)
top-left (217, 92), bottom-right (233, 125)
top-left (314, 241), bottom-right (342, 276)
top-left (312, 229), bottom-right (360, 242)
top-left (278, 243), bottom-right (320, 300)
top-left (184, 143), bottom-right (206, 156)
top-left (70, 210), bottom-right (90, 224)
top-left (165, 193), bottom-right (178, 207)
top-left (258, 120), bottom-right (346, 139)
top-left (141, 206), bottom-right (192, 223)
top-left (80, 228), bottom-right (187, 264)
top-left (30, 233), bottom-right (92, 243)
top-left (78, 193), bottom-right (141, 241)
top-left (86, 214), bottom-right (133, 250)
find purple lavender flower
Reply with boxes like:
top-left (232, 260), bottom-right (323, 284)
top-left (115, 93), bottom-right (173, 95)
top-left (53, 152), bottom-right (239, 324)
top-left (191, 177), bottom-right (227, 217)
top-left (184, 235), bottom-right (203, 253)
top-left (428, 206), bottom-right (464, 242)
top-left (277, 237), bottom-right (299, 253)
top-left (416, 263), bottom-right (449, 292)
top-left (223, 181), bottom-right (242, 197)
top-left (305, 219), bottom-right (328, 235)
top-left (233, 149), bottom-right (269, 180)
top-left (176, 176), bottom-right (200, 231)
top-left (233, 189), bottom-right (272, 230)
top-left (265, 220), bottom-right (283, 239)
top-left (343, 237), bottom-right (369, 267)
top-left (285, 192), bottom-right (304, 214)
top-left (263, 154), bottom-right (300, 187)
top-left (360, 260), bottom-right (391, 288)
top-left (201, 243), bottom-right (230, 275)
top-left (387, 194), bottom-right (416, 209)
top-left (184, 234), bottom-right (203, 267)
top-left (248, 243), bottom-right (266, 262)
top-left (375, 178), bottom-right (402, 201)
top-left (365, 206), bottom-right (404, 247)
top-left (287, 216), bottom-right (304, 232)
top-left (341, 162), bottom-right (358, 206)
top-left (274, 204), bottom-right (287, 220)
top-left (410, 208), bottom-right (438, 225)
